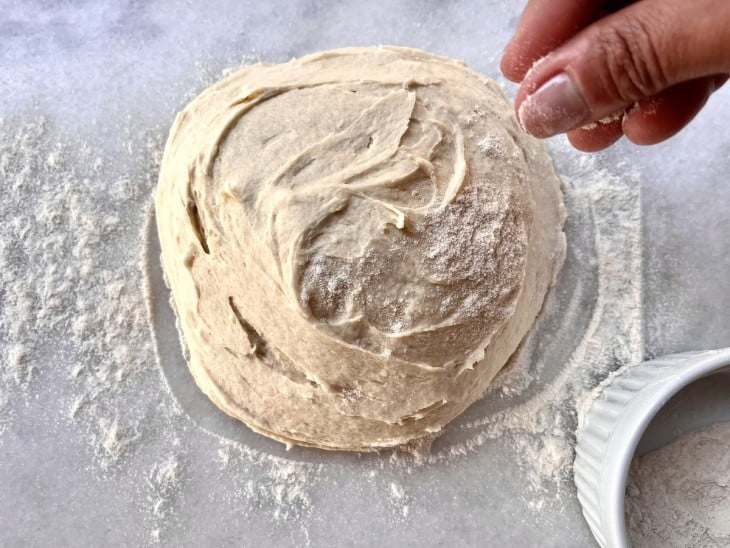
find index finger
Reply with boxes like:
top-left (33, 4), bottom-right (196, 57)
top-left (501, 0), bottom-right (606, 82)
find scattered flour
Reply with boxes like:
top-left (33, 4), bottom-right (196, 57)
top-left (95, 417), bottom-right (135, 466)
top-left (211, 438), bottom-right (320, 526)
top-left (5, 344), bottom-right (34, 387)
top-left (388, 481), bottom-right (411, 520)
top-left (148, 454), bottom-right (184, 520)
top-left (147, 454), bottom-right (184, 543)
top-left (626, 423), bottom-right (730, 548)
top-left (0, 115), bottom-right (317, 543)
top-left (0, 117), bottom-right (161, 474)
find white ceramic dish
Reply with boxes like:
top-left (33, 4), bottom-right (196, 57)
top-left (574, 348), bottom-right (730, 548)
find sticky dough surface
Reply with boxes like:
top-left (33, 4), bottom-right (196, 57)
top-left (155, 46), bottom-right (566, 450)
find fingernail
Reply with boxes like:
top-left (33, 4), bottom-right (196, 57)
top-left (518, 72), bottom-right (590, 138)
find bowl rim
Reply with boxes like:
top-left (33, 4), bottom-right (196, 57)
top-left (575, 348), bottom-right (730, 548)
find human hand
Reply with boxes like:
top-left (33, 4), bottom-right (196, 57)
top-left (501, 0), bottom-right (730, 151)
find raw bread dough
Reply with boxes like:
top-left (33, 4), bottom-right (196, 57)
top-left (155, 46), bottom-right (566, 451)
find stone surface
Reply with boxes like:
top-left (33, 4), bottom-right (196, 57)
top-left (1, 1), bottom-right (728, 546)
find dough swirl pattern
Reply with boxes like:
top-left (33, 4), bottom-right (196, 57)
top-left (156, 47), bottom-right (566, 450)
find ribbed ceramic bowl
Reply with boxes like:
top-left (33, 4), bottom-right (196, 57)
top-left (574, 348), bottom-right (730, 548)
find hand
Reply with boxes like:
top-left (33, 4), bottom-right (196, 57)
top-left (501, 0), bottom-right (730, 151)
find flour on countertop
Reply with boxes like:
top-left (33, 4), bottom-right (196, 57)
top-left (0, 118), bottom-right (161, 474)
top-left (0, 60), bottom-right (642, 543)
top-left (0, 103), bottom-right (318, 543)
top-left (626, 422), bottom-right (730, 548)
top-left (146, 453), bottom-right (184, 543)
top-left (5, 343), bottom-right (34, 387)
top-left (388, 481), bottom-right (411, 520)
top-left (148, 454), bottom-right (184, 520)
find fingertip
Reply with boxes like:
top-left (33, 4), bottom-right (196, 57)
top-left (500, 36), bottom-right (546, 83)
top-left (499, 46), bottom-right (524, 83)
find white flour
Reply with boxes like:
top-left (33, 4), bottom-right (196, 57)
top-left (626, 423), bottom-right (730, 548)
top-left (0, 65), bottom-right (642, 544)
top-left (388, 481), bottom-right (411, 519)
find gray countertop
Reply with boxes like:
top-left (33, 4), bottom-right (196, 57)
top-left (1, 1), bottom-right (728, 546)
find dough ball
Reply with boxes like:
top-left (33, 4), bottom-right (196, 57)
top-left (155, 46), bottom-right (566, 450)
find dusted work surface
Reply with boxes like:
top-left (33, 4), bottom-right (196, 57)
top-left (0, 1), bottom-right (728, 546)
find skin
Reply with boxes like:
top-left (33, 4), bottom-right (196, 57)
top-left (500, 0), bottom-right (730, 151)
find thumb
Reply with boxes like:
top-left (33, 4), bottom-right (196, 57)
top-left (515, 0), bottom-right (730, 138)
